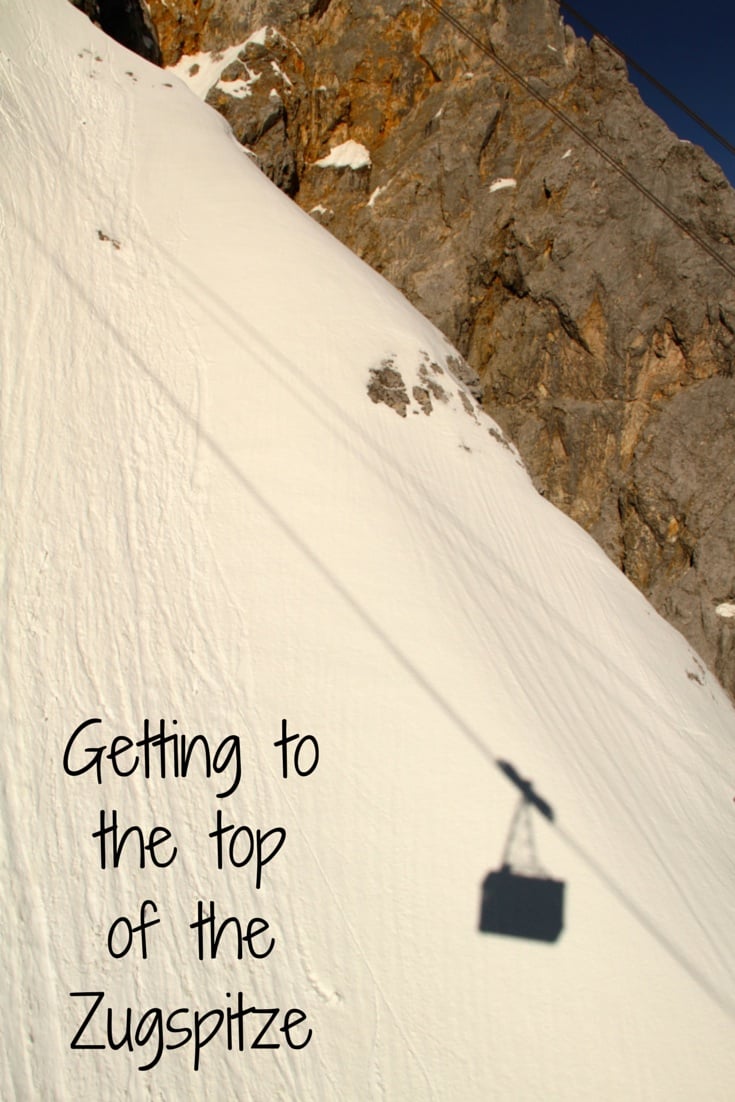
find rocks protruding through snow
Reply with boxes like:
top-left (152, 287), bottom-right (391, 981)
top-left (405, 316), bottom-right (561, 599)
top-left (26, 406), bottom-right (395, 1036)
top-left (367, 361), bottom-right (409, 417)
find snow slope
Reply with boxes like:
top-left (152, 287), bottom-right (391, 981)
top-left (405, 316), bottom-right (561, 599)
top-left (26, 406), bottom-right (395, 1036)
top-left (1, 2), bottom-right (734, 1098)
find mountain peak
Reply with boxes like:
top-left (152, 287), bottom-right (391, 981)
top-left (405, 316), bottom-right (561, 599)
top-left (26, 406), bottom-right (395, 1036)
top-left (94, 0), bottom-right (735, 700)
top-left (4, 2), bottom-right (735, 1097)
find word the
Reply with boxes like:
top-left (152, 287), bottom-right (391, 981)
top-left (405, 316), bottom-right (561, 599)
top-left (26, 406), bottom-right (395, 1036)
top-left (93, 809), bottom-right (177, 869)
top-left (190, 901), bottom-right (275, 961)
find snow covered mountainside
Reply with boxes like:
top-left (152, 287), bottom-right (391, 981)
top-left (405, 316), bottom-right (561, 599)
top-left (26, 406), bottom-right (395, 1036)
top-left (148, 0), bottom-right (735, 704)
top-left (1, 1), bottom-right (734, 1098)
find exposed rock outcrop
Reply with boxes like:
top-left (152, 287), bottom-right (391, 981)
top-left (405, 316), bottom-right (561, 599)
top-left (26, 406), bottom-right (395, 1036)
top-left (70, 0), bottom-right (162, 64)
top-left (77, 0), bottom-right (735, 698)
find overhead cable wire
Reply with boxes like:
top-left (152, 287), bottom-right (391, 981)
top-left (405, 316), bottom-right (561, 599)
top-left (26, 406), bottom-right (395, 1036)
top-left (558, 0), bottom-right (735, 158)
top-left (421, 0), bottom-right (735, 282)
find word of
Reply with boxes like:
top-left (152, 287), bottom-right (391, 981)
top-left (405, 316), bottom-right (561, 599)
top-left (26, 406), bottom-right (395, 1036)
top-left (108, 900), bottom-right (160, 959)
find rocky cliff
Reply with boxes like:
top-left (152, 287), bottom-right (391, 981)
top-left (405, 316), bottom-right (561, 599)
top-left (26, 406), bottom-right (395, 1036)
top-left (72, 0), bottom-right (735, 698)
top-left (71, 0), bottom-right (161, 62)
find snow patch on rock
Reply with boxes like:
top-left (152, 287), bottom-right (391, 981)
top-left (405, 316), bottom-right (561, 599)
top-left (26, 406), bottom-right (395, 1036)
top-left (316, 140), bottom-right (371, 170)
top-left (489, 177), bottom-right (517, 193)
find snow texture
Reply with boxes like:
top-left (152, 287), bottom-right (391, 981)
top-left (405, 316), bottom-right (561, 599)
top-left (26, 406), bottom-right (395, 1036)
top-left (1, 2), bottom-right (735, 1099)
top-left (368, 185), bottom-right (387, 208)
top-left (315, 139), bottom-right (372, 170)
top-left (489, 176), bottom-right (518, 192)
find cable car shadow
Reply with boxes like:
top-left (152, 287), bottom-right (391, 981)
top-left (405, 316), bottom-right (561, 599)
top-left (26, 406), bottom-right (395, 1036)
top-left (479, 761), bottom-right (565, 943)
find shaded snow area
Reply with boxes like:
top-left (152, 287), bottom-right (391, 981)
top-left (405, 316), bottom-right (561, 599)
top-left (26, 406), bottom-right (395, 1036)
top-left (2, 2), bottom-right (735, 1099)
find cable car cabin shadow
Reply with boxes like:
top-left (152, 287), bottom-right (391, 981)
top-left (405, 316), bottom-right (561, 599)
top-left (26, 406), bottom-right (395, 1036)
top-left (479, 865), bottom-right (565, 943)
top-left (479, 762), bottom-right (565, 943)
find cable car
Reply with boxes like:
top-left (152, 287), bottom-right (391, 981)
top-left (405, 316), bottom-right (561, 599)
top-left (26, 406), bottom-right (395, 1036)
top-left (479, 864), bottom-right (565, 942)
top-left (479, 765), bottom-right (565, 943)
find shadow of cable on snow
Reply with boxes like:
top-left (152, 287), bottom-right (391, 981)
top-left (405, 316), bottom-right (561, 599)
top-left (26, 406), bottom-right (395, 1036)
top-left (16, 125), bottom-right (722, 760)
top-left (149, 235), bottom-right (718, 741)
top-left (15, 216), bottom-right (735, 1024)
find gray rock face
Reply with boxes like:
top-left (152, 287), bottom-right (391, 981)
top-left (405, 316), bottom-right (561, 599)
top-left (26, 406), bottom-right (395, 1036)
top-left (88, 0), bottom-right (735, 698)
top-left (70, 0), bottom-right (102, 20)
top-left (70, 0), bottom-right (162, 64)
top-left (624, 377), bottom-right (735, 691)
top-left (202, 27), bottom-right (305, 194)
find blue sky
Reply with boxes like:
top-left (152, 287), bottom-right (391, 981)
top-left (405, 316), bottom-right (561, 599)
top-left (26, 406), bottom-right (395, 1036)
top-left (558, 0), bottom-right (735, 184)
